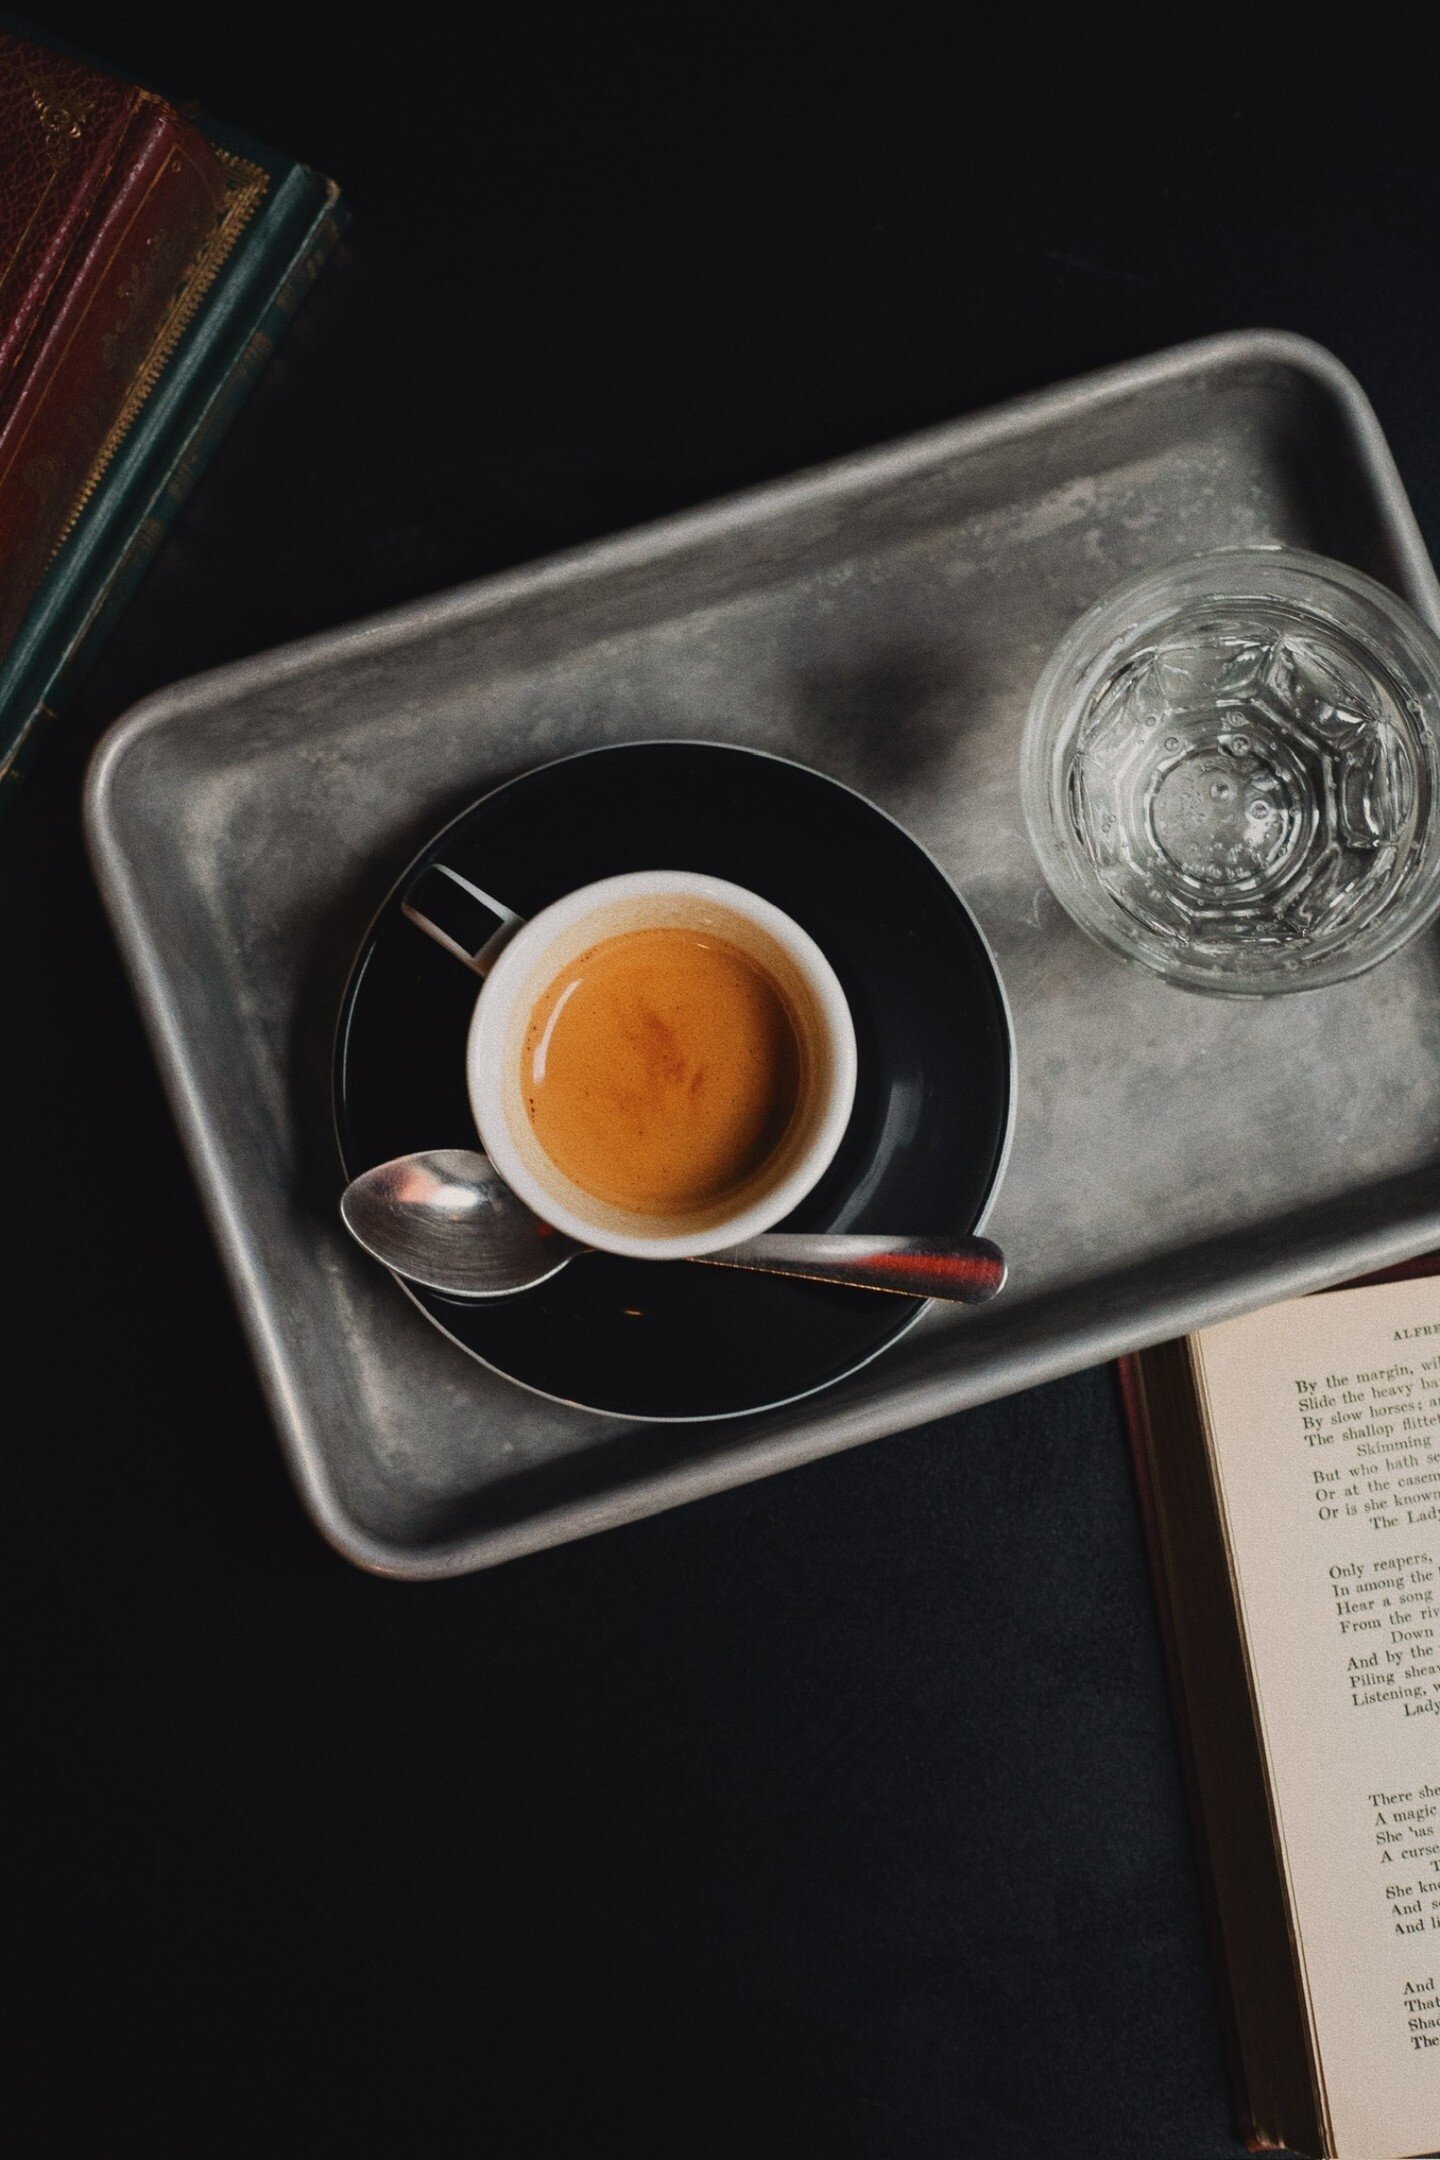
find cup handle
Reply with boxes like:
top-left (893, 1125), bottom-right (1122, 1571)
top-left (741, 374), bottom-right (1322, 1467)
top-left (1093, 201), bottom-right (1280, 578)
top-left (401, 862), bottom-right (524, 977)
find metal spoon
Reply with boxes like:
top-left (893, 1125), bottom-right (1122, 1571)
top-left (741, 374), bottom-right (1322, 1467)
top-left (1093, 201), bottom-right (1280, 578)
top-left (341, 1149), bottom-right (1006, 1304)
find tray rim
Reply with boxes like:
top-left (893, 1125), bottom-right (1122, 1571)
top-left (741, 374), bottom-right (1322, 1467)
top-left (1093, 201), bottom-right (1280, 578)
top-left (85, 328), bottom-right (1440, 1579)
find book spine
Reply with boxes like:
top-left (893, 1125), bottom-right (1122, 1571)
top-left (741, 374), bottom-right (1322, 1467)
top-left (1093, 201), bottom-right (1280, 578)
top-left (50, 193), bottom-right (345, 695)
top-left (0, 102), bottom-right (233, 652)
top-left (0, 179), bottom-right (344, 807)
top-left (1118, 1351), bottom-right (1321, 2156)
top-left (1118, 1358), bottom-right (1265, 2149)
top-left (0, 38), bottom-right (134, 380)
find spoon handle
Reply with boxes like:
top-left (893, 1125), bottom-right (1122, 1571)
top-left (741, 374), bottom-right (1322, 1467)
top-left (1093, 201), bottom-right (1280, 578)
top-left (696, 1234), bottom-right (1006, 1304)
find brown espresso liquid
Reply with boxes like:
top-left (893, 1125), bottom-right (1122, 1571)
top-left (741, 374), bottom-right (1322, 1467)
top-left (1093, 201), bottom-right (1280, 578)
top-left (522, 927), bottom-right (804, 1215)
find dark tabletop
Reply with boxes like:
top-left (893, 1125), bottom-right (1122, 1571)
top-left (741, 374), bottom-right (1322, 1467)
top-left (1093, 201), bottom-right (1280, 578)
top-left (6, 14), bottom-right (1436, 2156)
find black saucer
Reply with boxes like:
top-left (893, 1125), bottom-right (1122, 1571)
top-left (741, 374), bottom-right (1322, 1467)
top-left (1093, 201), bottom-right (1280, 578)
top-left (334, 743), bottom-right (1013, 1420)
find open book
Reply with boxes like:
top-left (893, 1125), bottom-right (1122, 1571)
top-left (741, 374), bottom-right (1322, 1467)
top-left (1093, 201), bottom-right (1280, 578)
top-left (1124, 1276), bottom-right (1440, 2159)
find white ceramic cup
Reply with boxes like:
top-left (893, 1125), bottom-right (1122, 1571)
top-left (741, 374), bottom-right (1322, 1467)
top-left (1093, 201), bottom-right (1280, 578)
top-left (405, 866), bottom-right (857, 1260)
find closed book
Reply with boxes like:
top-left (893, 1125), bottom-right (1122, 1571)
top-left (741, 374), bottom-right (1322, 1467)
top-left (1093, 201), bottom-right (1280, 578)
top-left (0, 23), bottom-right (343, 805)
top-left (1121, 1273), bottom-right (1440, 2158)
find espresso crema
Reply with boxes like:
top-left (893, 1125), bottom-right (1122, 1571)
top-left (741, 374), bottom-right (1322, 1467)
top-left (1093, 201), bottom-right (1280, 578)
top-left (521, 926), bottom-right (804, 1215)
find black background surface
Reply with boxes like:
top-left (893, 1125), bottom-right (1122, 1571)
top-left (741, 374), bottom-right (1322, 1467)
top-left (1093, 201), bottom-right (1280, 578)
top-left (6, 14), bottom-right (1436, 2156)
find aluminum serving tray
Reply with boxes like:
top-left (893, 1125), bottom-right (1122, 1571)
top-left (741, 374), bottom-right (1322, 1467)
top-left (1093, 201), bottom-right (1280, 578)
top-left (86, 331), bottom-right (1440, 1577)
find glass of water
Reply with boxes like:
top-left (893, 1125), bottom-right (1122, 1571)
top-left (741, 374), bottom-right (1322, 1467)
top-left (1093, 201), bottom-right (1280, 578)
top-left (1020, 547), bottom-right (1440, 995)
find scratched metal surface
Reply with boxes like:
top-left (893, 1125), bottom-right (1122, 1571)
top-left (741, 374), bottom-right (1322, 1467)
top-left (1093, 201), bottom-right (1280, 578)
top-left (86, 331), bottom-right (1440, 1576)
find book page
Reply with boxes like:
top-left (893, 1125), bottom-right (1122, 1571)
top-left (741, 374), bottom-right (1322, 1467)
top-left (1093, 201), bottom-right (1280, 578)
top-left (1194, 1278), bottom-right (1440, 2159)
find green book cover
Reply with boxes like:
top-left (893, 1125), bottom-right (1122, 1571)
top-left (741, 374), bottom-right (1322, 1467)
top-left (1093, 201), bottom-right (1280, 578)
top-left (0, 62), bottom-right (344, 810)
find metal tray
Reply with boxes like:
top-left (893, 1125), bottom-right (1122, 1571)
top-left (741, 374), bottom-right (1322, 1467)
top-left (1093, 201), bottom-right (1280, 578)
top-left (86, 330), bottom-right (1440, 1578)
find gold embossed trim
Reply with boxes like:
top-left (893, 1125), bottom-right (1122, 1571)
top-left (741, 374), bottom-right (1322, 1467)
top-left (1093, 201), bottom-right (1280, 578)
top-left (29, 78), bottom-right (96, 165)
top-left (48, 145), bottom-right (270, 556)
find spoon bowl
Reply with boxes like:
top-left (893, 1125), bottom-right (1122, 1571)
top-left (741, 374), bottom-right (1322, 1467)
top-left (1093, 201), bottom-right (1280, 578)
top-left (341, 1149), bottom-right (584, 1297)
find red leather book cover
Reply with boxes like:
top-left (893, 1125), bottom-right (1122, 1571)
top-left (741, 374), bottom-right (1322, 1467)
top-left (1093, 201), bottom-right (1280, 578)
top-left (0, 33), bottom-right (240, 654)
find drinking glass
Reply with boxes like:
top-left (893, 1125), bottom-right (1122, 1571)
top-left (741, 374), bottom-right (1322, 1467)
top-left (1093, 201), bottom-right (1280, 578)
top-left (1020, 548), bottom-right (1440, 995)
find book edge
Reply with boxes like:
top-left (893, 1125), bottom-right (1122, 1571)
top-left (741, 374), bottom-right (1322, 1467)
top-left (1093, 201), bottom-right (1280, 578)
top-left (1122, 1340), bottom-right (1329, 2156)
top-left (44, 143), bottom-right (271, 556)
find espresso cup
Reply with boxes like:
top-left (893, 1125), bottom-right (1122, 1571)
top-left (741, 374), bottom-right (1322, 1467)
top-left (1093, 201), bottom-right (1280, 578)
top-left (402, 866), bottom-right (857, 1260)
